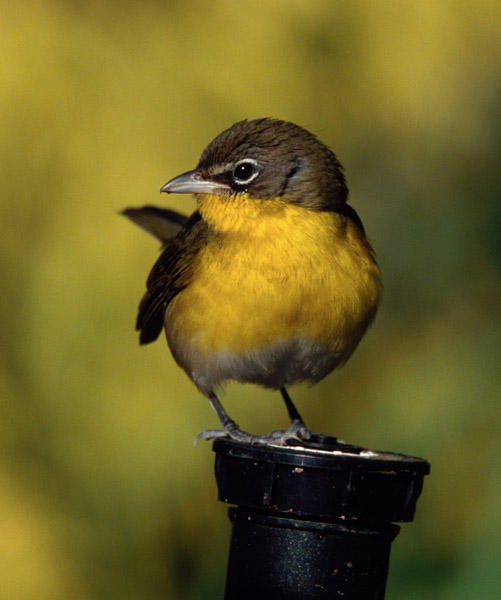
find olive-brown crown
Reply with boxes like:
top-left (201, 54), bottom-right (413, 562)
top-left (197, 118), bottom-right (348, 210)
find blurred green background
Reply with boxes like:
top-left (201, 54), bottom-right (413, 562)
top-left (1, 1), bottom-right (499, 598)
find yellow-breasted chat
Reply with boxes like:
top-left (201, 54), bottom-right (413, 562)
top-left (123, 118), bottom-right (382, 445)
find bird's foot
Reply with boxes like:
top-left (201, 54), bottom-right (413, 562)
top-left (267, 418), bottom-right (312, 446)
top-left (194, 426), bottom-right (255, 446)
top-left (194, 419), bottom-right (312, 447)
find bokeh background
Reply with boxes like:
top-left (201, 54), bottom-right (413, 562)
top-left (1, 1), bottom-right (500, 598)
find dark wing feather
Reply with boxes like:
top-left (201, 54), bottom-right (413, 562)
top-left (122, 206), bottom-right (189, 243)
top-left (136, 210), bottom-right (207, 344)
top-left (337, 203), bottom-right (366, 234)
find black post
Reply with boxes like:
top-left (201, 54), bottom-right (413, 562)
top-left (213, 434), bottom-right (429, 599)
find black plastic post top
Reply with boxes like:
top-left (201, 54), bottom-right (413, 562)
top-left (213, 434), bottom-right (430, 600)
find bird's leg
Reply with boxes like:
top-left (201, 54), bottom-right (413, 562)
top-left (194, 393), bottom-right (257, 446)
top-left (280, 387), bottom-right (305, 423)
top-left (267, 387), bottom-right (312, 444)
top-left (194, 390), bottom-right (312, 447)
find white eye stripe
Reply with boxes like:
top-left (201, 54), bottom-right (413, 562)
top-left (232, 158), bottom-right (260, 185)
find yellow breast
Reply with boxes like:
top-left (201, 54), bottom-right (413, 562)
top-left (166, 194), bottom-right (382, 362)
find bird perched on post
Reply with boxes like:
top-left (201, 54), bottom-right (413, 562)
top-left (123, 118), bottom-right (382, 445)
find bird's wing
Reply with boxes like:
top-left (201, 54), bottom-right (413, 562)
top-left (337, 203), bottom-right (366, 234)
top-left (122, 205), bottom-right (189, 243)
top-left (135, 210), bottom-right (208, 344)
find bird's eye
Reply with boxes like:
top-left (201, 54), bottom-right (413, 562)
top-left (232, 160), bottom-right (259, 185)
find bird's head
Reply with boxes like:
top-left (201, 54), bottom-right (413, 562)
top-left (161, 118), bottom-right (348, 213)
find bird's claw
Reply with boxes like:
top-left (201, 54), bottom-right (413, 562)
top-left (267, 419), bottom-right (312, 445)
top-left (194, 427), bottom-right (255, 447)
top-left (194, 419), bottom-right (312, 447)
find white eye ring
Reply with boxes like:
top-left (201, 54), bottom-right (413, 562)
top-left (232, 159), bottom-right (260, 185)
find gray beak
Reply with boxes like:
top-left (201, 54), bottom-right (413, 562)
top-left (160, 169), bottom-right (230, 195)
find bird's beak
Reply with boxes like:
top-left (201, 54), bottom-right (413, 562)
top-left (160, 169), bottom-right (230, 195)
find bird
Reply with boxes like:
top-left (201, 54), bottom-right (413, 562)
top-left (123, 118), bottom-right (382, 446)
